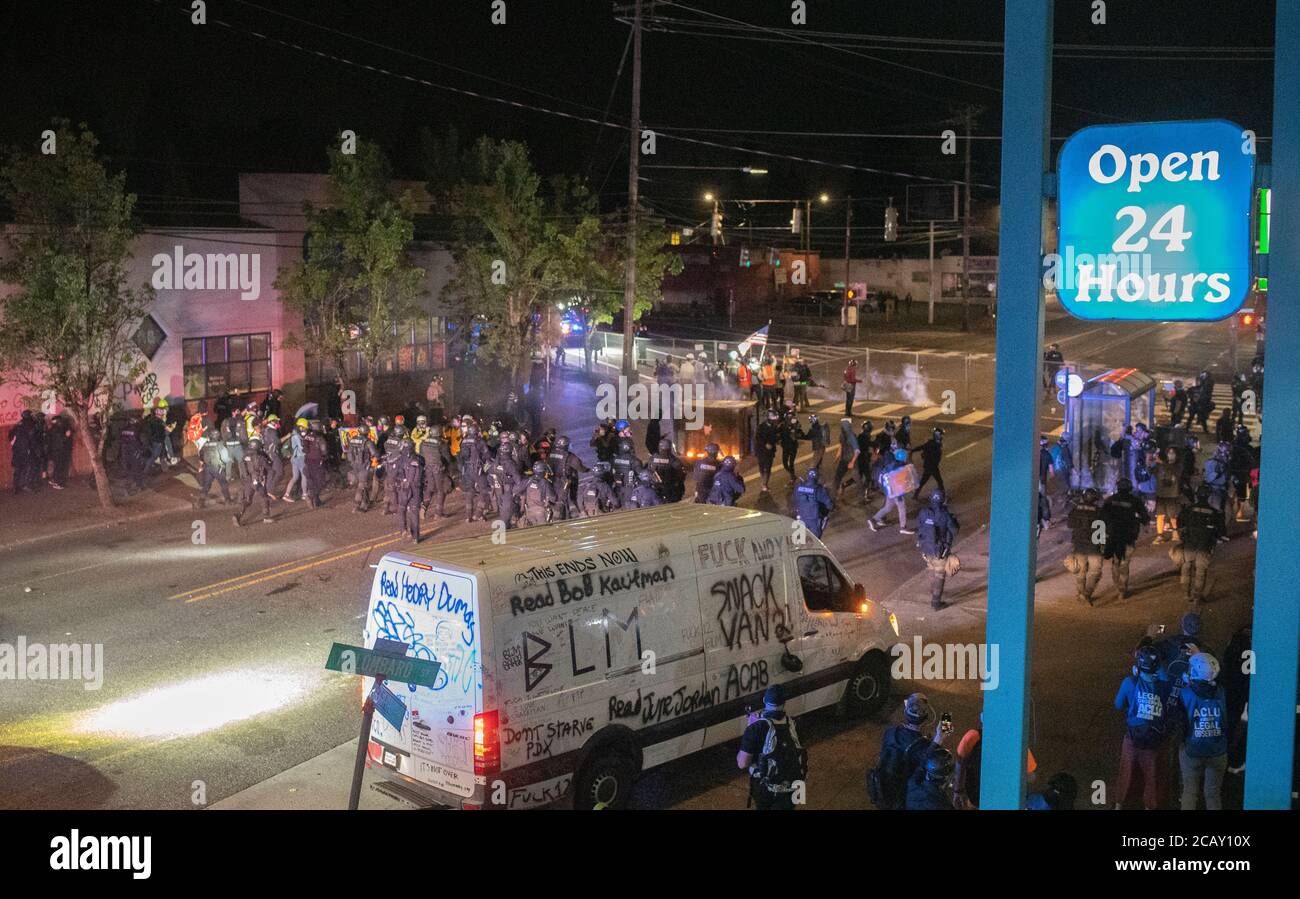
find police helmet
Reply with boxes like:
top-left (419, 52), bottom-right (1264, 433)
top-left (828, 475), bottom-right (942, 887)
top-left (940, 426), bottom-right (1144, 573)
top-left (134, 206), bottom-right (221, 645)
top-left (658, 437), bottom-right (673, 453)
top-left (1082, 487), bottom-right (1101, 504)
top-left (248, 436), bottom-right (263, 449)
top-left (721, 455), bottom-right (736, 470)
top-left (378, 416), bottom-right (390, 428)
top-left (704, 442), bottom-right (720, 456)
top-left (638, 469), bottom-right (654, 485)
top-left (901, 415), bottom-right (911, 426)
top-left (533, 461), bottom-right (551, 478)
top-left (1116, 478), bottom-right (1133, 493)
top-left (400, 437), bottom-right (414, 452)
top-left (594, 460), bottom-right (612, 475)
top-left (555, 435), bottom-right (570, 452)
top-left (929, 489), bottom-right (946, 506)
top-left (924, 747), bottom-right (955, 783)
top-left (1040, 435), bottom-right (1049, 446)
top-left (767, 409), bottom-right (779, 421)
top-left (1195, 483), bottom-right (1212, 503)
top-left (808, 414), bottom-right (818, 424)
top-left (804, 469), bottom-right (819, 484)
top-left (1189, 652), bottom-right (1220, 684)
top-left (932, 427), bottom-right (944, 439)
top-left (1135, 644), bottom-right (1161, 674)
top-left (885, 420), bottom-right (896, 432)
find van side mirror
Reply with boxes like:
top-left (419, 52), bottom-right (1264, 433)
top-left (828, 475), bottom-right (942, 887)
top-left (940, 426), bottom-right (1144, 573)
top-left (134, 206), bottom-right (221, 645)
top-left (852, 583), bottom-right (866, 602)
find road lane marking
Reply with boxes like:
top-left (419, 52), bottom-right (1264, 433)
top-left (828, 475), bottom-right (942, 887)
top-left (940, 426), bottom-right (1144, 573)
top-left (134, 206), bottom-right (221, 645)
top-left (952, 409), bottom-right (995, 425)
top-left (174, 533), bottom-right (404, 603)
top-left (908, 406), bottom-right (945, 421)
top-left (863, 403), bottom-right (905, 416)
top-left (167, 531), bottom-right (403, 599)
top-left (946, 436), bottom-right (991, 458)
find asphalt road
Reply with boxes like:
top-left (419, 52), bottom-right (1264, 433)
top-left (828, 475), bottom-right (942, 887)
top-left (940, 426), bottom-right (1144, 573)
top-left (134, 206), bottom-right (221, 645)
top-left (0, 315), bottom-right (1250, 809)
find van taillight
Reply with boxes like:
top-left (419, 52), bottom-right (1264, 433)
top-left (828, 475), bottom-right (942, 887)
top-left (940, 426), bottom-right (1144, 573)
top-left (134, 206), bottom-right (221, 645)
top-left (474, 710), bottom-right (500, 776)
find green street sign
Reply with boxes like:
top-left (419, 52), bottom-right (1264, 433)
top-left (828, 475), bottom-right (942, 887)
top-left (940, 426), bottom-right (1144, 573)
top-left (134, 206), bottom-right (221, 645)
top-left (324, 642), bottom-right (442, 689)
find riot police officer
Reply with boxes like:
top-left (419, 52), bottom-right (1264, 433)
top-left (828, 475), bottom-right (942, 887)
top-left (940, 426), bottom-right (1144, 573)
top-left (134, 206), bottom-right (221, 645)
top-left (578, 462), bottom-right (619, 516)
top-left (516, 460), bottom-right (560, 526)
top-left (793, 469), bottom-right (833, 539)
top-left (707, 455), bottom-right (745, 506)
top-left (233, 436), bottom-right (274, 526)
top-left (1067, 487), bottom-right (1105, 605)
top-left (1178, 484), bottom-right (1224, 604)
top-left (550, 435), bottom-right (588, 517)
top-left (916, 490), bottom-right (959, 610)
top-left (629, 468), bottom-right (663, 508)
top-left (219, 407), bottom-right (247, 482)
top-left (345, 426), bottom-right (378, 513)
top-left (486, 444), bottom-right (520, 525)
top-left (612, 437), bottom-right (642, 489)
top-left (194, 423), bottom-right (232, 508)
top-left (692, 443), bottom-right (721, 503)
top-left (649, 437), bottom-right (685, 503)
top-left (778, 410), bottom-right (799, 483)
top-left (380, 430), bottom-right (404, 515)
top-left (419, 428), bottom-right (454, 519)
top-left (301, 422), bottom-right (327, 509)
top-left (1101, 478), bottom-right (1150, 600)
top-left (394, 437), bottom-right (424, 543)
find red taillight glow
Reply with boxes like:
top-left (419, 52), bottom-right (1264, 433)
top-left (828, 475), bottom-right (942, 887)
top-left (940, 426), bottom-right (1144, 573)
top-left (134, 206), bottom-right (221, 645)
top-left (474, 710), bottom-right (500, 776)
top-left (367, 740), bottom-right (383, 763)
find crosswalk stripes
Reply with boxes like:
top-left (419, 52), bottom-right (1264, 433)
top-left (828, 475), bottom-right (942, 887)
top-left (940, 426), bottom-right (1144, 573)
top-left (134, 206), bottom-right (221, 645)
top-left (908, 406), bottom-right (947, 421)
top-left (952, 409), bottom-right (995, 426)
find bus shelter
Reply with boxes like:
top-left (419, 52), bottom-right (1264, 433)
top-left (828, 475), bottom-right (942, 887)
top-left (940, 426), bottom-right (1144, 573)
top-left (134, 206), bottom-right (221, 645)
top-left (1064, 368), bottom-right (1157, 494)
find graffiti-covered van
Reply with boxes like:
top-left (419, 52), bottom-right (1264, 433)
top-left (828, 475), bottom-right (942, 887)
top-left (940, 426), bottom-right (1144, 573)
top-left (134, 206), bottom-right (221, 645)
top-left (362, 505), bottom-right (898, 809)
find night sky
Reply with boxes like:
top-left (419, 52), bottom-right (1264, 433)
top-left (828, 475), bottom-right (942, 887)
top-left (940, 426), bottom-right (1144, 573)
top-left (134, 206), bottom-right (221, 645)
top-left (0, 0), bottom-right (1279, 253)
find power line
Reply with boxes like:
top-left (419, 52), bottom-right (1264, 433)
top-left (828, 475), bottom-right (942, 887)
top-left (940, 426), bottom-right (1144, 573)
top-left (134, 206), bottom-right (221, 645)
top-left (141, 0), bottom-right (980, 187)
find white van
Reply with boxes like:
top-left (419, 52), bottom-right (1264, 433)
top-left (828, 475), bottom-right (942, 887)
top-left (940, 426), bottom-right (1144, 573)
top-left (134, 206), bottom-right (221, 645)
top-left (360, 505), bottom-right (899, 809)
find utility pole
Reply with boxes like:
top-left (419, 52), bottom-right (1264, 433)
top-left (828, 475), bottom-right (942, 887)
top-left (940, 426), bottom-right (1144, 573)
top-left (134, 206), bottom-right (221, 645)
top-left (962, 105), bottom-right (973, 332)
top-left (621, 0), bottom-right (643, 377)
top-left (844, 196), bottom-right (855, 340)
top-left (928, 219), bottom-right (936, 325)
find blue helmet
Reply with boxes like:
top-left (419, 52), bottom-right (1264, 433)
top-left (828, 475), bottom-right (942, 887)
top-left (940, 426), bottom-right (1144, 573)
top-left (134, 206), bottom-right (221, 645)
top-left (894, 448), bottom-right (908, 462)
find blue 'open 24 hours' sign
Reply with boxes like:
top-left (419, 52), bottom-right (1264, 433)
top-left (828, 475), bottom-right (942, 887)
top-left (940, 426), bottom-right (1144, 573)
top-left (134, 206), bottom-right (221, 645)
top-left (1055, 119), bottom-right (1254, 321)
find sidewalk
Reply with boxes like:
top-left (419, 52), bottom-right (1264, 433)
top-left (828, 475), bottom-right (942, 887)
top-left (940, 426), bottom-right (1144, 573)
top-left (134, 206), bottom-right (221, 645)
top-left (210, 739), bottom-right (410, 811)
top-left (0, 468), bottom-right (196, 553)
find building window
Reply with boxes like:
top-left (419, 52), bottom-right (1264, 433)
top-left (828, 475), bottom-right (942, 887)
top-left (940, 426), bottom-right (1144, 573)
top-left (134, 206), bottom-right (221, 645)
top-left (184, 332), bottom-right (272, 400)
top-left (305, 317), bottom-right (446, 386)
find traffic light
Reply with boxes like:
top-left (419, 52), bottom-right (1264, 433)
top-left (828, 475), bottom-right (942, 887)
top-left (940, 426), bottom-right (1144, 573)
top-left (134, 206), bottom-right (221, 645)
top-left (1237, 309), bottom-right (1262, 331)
top-left (739, 246), bottom-right (751, 268)
top-left (710, 208), bottom-right (723, 243)
top-left (884, 204), bottom-right (898, 242)
top-left (791, 207), bottom-right (803, 235)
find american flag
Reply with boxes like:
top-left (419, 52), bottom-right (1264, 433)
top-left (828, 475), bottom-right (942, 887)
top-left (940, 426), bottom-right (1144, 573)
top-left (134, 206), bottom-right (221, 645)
top-left (738, 324), bottom-right (769, 354)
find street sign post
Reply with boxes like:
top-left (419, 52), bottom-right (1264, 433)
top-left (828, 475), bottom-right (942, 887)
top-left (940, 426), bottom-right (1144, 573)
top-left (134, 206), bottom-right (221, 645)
top-left (1057, 119), bottom-right (1254, 321)
top-left (325, 639), bottom-right (442, 810)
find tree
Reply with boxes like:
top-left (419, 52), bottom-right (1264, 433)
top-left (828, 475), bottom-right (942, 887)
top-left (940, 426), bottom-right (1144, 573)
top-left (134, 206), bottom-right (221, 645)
top-left (549, 211), bottom-right (682, 372)
top-left (435, 137), bottom-right (589, 384)
top-left (0, 122), bottom-right (152, 510)
top-left (276, 139), bottom-right (425, 408)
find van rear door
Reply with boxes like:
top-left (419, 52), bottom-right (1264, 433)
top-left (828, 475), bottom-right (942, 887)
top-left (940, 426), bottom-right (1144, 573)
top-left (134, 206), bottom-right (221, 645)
top-left (362, 554), bottom-right (482, 801)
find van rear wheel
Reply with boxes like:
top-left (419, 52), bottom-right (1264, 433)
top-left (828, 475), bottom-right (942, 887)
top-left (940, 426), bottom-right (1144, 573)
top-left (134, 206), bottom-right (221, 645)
top-left (842, 652), bottom-right (891, 717)
top-left (573, 750), bottom-right (637, 810)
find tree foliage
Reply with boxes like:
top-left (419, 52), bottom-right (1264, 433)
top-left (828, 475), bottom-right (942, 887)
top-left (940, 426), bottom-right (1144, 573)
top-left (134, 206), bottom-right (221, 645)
top-left (275, 138), bottom-right (425, 407)
top-left (0, 121), bottom-right (152, 509)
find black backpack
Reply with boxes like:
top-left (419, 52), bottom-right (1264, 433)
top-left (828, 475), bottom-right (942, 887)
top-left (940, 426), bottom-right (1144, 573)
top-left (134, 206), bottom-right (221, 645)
top-left (754, 715), bottom-right (808, 795)
top-left (867, 728), bottom-right (931, 809)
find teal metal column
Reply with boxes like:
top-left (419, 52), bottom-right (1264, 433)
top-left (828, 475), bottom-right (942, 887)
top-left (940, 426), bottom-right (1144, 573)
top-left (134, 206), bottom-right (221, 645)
top-left (1244, 0), bottom-right (1300, 810)
top-left (978, 0), bottom-right (1052, 809)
